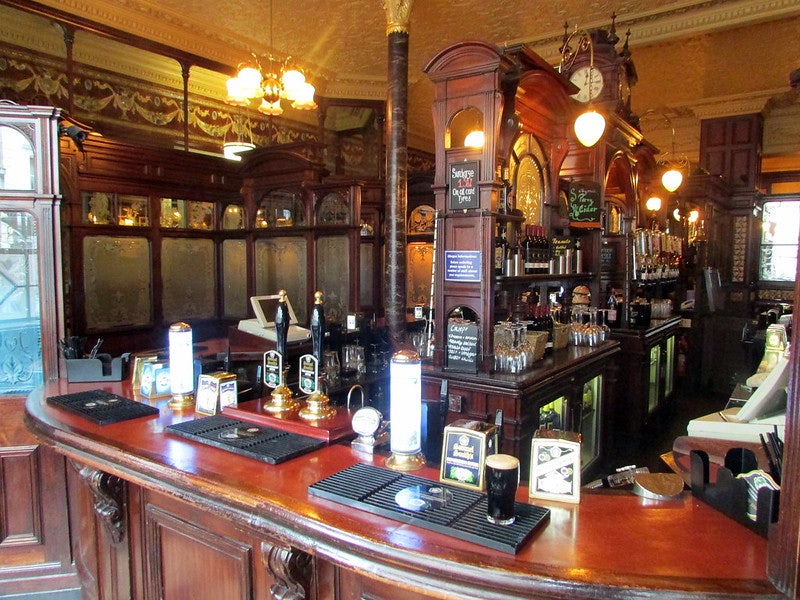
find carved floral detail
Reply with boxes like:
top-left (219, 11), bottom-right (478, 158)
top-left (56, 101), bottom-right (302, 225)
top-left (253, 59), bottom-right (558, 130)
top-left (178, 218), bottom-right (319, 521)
top-left (78, 465), bottom-right (126, 545)
top-left (262, 542), bottom-right (312, 600)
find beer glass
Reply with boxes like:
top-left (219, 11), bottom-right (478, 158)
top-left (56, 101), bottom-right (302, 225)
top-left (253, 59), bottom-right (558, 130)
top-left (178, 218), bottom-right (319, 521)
top-left (485, 453), bottom-right (520, 525)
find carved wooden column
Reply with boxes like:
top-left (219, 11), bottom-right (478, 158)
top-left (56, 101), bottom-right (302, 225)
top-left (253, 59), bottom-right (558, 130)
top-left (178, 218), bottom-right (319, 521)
top-left (261, 542), bottom-right (312, 600)
top-left (382, 0), bottom-right (412, 343)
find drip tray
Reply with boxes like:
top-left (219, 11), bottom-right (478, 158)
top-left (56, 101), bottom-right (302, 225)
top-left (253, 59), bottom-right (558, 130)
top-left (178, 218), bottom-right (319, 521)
top-left (309, 463), bottom-right (549, 554)
top-left (46, 389), bottom-right (160, 425)
top-left (166, 415), bottom-right (325, 464)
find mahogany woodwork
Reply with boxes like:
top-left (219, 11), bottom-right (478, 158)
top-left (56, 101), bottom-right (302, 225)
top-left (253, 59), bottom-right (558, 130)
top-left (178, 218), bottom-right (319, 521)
top-left (25, 379), bottom-right (781, 599)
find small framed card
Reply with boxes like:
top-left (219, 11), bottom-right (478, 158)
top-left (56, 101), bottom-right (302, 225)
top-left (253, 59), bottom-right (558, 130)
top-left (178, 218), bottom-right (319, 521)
top-left (439, 419), bottom-right (498, 491)
top-left (139, 361), bottom-right (171, 398)
top-left (529, 428), bottom-right (582, 504)
top-left (195, 371), bottom-right (238, 415)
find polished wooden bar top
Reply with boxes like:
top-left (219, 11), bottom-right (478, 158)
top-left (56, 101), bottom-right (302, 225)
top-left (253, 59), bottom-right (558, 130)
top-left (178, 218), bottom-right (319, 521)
top-left (26, 379), bottom-right (780, 599)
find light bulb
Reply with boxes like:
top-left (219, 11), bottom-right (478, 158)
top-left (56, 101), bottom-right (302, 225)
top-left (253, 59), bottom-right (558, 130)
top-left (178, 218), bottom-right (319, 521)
top-left (646, 196), bottom-right (662, 212)
top-left (464, 130), bottom-right (485, 148)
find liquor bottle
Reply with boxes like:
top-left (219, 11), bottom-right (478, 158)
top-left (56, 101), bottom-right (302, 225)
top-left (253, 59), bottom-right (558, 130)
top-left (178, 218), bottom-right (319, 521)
top-left (512, 231), bottom-right (523, 276)
top-left (538, 226), bottom-right (550, 273)
top-left (494, 225), bottom-right (507, 276)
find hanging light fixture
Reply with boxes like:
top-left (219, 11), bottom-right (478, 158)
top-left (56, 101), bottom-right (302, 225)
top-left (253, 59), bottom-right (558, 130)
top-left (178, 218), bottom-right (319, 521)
top-left (653, 113), bottom-right (690, 192)
top-left (559, 27), bottom-right (606, 148)
top-left (224, 0), bottom-right (316, 115)
top-left (645, 196), bottom-right (662, 212)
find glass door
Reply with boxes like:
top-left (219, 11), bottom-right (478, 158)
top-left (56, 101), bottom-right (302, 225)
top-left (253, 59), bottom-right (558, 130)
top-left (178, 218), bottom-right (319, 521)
top-left (580, 375), bottom-right (602, 468)
top-left (539, 396), bottom-right (567, 431)
top-left (663, 335), bottom-right (675, 398)
top-left (648, 344), bottom-right (661, 413)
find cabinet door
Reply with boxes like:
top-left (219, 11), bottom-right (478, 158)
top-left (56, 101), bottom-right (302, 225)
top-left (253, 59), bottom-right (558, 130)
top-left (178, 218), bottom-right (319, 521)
top-left (663, 335), bottom-right (675, 399)
top-left (539, 396), bottom-right (568, 431)
top-left (647, 345), bottom-right (661, 413)
top-left (580, 375), bottom-right (602, 469)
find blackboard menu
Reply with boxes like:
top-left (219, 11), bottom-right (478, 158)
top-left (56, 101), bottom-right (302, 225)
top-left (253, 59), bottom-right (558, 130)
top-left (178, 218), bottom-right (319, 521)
top-left (550, 236), bottom-right (574, 257)
top-left (568, 180), bottom-right (601, 228)
top-left (448, 160), bottom-right (480, 211)
top-left (446, 321), bottom-right (479, 372)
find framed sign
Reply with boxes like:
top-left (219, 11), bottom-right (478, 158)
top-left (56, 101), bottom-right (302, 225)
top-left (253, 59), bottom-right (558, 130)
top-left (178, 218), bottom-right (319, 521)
top-left (448, 160), bottom-right (479, 210)
top-left (445, 321), bottom-right (479, 372)
top-left (568, 180), bottom-right (601, 228)
top-left (444, 250), bottom-right (481, 282)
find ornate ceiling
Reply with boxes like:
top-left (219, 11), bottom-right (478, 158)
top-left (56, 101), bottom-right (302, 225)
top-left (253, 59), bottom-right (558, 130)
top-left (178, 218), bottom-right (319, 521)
top-left (2, 0), bottom-right (800, 156)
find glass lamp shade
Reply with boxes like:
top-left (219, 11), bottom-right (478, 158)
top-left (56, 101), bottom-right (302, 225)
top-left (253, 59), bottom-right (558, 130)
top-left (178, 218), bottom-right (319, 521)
top-left (661, 168), bottom-right (684, 192)
top-left (236, 67), bottom-right (263, 95)
top-left (281, 68), bottom-right (306, 101)
top-left (645, 196), bottom-right (662, 212)
top-left (688, 209), bottom-right (700, 223)
top-left (574, 109), bottom-right (606, 147)
top-left (224, 77), bottom-right (251, 106)
top-left (464, 129), bottom-right (485, 148)
top-left (223, 142), bottom-right (255, 161)
top-left (258, 99), bottom-right (284, 116)
top-left (291, 82), bottom-right (317, 110)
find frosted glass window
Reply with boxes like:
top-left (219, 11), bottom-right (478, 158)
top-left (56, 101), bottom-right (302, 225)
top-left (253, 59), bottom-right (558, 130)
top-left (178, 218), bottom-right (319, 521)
top-left (222, 239), bottom-right (248, 318)
top-left (0, 211), bottom-right (41, 393)
top-left (316, 236), bottom-right (350, 324)
top-left (254, 237), bottom-right (308, 324)
top-left (161, 238), bottom-right (216, 322)
top-left (83, 236), bottom-right (152, 330)
top-left (759, 199), bottom-right (799, 282)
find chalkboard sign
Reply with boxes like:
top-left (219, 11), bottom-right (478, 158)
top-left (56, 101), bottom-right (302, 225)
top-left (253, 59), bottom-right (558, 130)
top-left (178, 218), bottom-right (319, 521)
top-left (568, 180), bottom-right (601, 228)
top-left (445, 321), bottom-right (479, 372)
top-left (550, 236), bottom-right (575, 257)
top-left (449, 160), bottom-right (480, 211)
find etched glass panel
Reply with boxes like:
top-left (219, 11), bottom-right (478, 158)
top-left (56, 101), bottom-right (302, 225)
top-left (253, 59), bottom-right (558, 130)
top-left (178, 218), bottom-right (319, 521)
top-left (222, 239), bottom-right (248, 318)
top-left (0, 211), bottom-right (42, 393)
top-left (160, 198), bottom-right (187, 228)
top-left (83, 192), bottom-right (113, 224)
top-left (222, 204), bottom-right (246, 230)
top-left (83, 236), bottom-right (152, 330)
top-left (254, 237), bottom-right (308, 324)
top-left (316, 191), bottom-right (351, 225)
top-left (255, 189), bottom-right (305, 228)
top-left (0, 125), bottom-right (34, 191)
top-left (162, 238), bottom-right (216, 322)
top-left (117, 194), bottom-right (150, 226)
top-left (316, 236), bottom-right (349, 324)
top-left (187, 201), bottom-right (214, 229)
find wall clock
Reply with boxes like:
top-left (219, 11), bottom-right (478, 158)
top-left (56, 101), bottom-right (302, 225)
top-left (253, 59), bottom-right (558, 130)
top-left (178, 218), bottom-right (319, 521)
top-left (569, 66), bottom-right (604, 103)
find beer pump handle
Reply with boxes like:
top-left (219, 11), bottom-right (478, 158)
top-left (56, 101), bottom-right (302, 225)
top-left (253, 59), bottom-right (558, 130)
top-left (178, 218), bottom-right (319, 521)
top-left (310, 291), bottom-right (325, 364)
top-left (274, 289), bottom-right (290, 360)
top-left (494, 408), bottom-right (504, 451)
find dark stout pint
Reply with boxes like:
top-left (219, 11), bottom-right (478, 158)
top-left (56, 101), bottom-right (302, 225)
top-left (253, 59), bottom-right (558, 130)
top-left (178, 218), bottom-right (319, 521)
top-left (485, 453), bottom-right (520, 525)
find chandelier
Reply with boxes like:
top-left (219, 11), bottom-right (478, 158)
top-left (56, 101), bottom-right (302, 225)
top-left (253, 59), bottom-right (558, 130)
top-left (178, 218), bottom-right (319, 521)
top-left (224, 54), bottom-right (317, 115)
top-left (223, 0), bottom-right (316, 116)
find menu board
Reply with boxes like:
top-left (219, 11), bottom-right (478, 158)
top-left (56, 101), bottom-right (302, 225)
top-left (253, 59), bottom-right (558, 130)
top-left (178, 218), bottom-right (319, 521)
top-left (448, 160), bottom-right (480, 210)
top-left (568, 180), bottom-right (601, 228)
top-left (446, 321), bottom-right (479, 372)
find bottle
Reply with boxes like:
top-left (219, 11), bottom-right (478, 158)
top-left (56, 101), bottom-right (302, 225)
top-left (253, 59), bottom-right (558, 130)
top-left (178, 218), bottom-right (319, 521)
top-left (524, 225), bottom-right (535, 275)
top-left (513, 230), bottom-right (523, 276)
top-left (494, 225), bottom-right (507, 276)
top-left (575, 238), bottom-right (583, 273)
top-left (540, 226), bottom-right (551, 273)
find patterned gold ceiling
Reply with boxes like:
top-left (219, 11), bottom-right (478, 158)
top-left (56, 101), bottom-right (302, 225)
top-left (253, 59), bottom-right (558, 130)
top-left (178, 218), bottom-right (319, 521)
top-left (4, 0), bottom-right (800, 153)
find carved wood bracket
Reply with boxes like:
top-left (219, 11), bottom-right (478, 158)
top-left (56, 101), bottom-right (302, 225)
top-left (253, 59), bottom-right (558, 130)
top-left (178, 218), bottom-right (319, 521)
top-left (262, 542), bottom-right (312, 600)
top-left (78, 464), bottom-right (126, 545)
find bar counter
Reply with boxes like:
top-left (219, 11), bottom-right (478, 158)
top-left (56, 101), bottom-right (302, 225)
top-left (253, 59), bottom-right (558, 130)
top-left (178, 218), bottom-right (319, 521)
top-left (25, 379), bottom-right (780, 599)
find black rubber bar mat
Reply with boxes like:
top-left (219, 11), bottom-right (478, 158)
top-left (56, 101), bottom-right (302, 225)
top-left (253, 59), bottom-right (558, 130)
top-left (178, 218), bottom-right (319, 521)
top-left (308, 463), bottom-right (549, 554)
top-left (166, 415), bottom-right (325, 465)
top-left (46, 389), bottom-right (160, 425)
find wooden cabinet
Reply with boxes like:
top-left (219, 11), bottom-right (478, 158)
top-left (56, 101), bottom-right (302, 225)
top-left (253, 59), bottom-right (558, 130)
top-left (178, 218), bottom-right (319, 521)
top-left (609, 317), bottom-right (680, 454)
top-left (422, 341), bottom-right (618, 480)
top-left (60, 139), bottom-right (385, 356)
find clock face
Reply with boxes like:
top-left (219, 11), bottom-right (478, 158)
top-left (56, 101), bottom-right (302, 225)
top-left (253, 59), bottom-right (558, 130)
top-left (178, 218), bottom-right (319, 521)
top-left (569, 66), bottom-right (604, 103)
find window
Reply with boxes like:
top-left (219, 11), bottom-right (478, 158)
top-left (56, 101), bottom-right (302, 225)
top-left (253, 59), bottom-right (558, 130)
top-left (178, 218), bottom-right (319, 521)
top-left (759, 198), bottom-right (800, 282)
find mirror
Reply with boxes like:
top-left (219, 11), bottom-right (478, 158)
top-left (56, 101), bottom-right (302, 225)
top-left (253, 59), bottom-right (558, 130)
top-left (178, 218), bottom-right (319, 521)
top-left (0, 125), bottom-right (35, 191)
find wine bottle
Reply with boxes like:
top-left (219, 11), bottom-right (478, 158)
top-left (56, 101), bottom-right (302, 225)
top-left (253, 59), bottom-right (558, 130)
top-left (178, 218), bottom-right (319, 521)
top-left (524, 225), bottom-right (535, 275)
top-left (495, 225), bottom-right (506, 276)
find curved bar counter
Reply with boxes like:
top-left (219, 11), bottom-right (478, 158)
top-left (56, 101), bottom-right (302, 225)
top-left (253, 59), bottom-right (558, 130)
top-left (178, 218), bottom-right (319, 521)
top-left (26, 379), bottom-right (779, 599)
